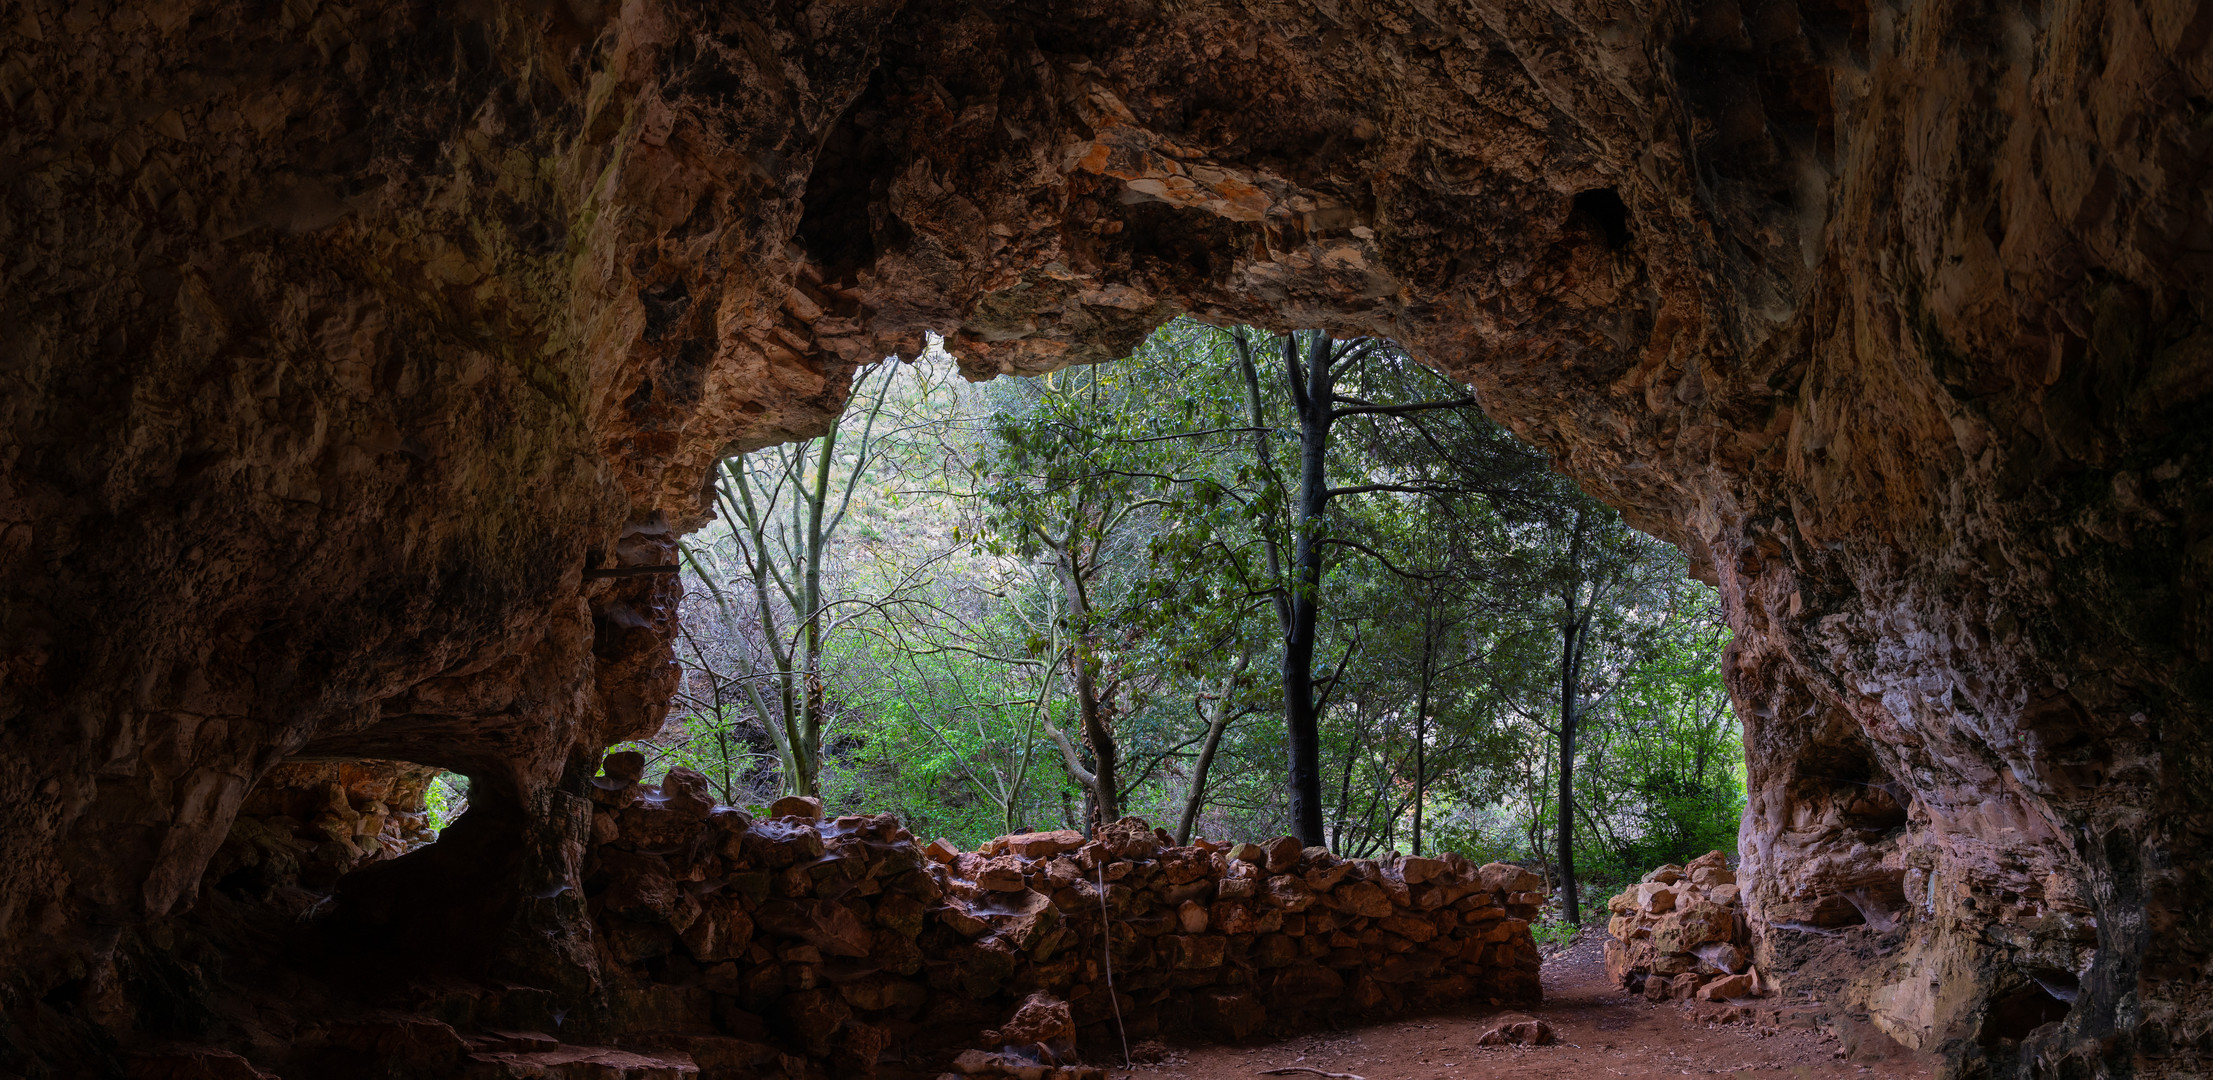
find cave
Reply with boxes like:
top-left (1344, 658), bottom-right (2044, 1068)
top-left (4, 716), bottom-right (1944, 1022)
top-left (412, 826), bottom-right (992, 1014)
top-left (1, 1), bottom-right (2207, 1079)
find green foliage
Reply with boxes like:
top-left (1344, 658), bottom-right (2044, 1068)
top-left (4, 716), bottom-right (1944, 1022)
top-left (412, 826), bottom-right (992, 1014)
top-left (618, 322), bottom-right (1743, 885)
top-left (1531, 916), bottom-right (1581, 949)
top-left (424, 772), bottom-right (470, 833)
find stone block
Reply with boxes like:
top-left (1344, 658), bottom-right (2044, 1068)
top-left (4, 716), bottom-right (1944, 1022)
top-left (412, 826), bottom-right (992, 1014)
top-left (1176, 899), bottom-right (1209, 933)
top-left (1195, 988), bottom-right (1266, 1039)
top-left (1005, 830), bottom-right (1085, 859)
top-left (771, 794), bottom-right (825, 820)
top-left (1398, 855), bottom-right (1448, 884)
top-left (1478, 862), bottom-right (1544, 894)
top-left (1331, 881), bottom-right (1392, 918)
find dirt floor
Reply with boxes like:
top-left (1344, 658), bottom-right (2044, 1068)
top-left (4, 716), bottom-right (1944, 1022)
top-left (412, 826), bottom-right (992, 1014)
top-left (1112, 935), bottom-right (1936, 1080)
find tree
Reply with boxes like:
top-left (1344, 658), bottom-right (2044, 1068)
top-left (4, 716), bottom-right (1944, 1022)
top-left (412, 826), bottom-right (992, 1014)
top-left (637, 321), bottom-right (1741, 890)
top-left (973, 331), bottom-right (1292, 835)
top-left (700, 359), bottom-right (898, 797)
top-left (1230, 328), bottom-right (1510, 848)
top-left (1483, 500), bottom-right (1698, 924)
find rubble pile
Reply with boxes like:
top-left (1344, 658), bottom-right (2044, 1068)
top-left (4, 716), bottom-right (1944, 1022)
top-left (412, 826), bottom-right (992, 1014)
top-left (584, 755), bottom-right (1546, 1077)
top-left (1602, 851), bottom-right (1766, 1004)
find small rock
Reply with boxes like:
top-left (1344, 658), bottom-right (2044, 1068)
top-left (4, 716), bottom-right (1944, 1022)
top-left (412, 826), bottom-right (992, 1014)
top-left (1476, 1018), bottom-right (1555, 1046)
top-left (1698, 973), bottom-right (1757, 1001)
top-left (770, 794), bottom-right (824, 820)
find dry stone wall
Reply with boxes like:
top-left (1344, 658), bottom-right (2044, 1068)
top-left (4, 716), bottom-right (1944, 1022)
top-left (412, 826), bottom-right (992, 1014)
top-left (582, 759), bottom-right (1545, 1078)
top-left (1603, 853), bottom-right (1764, 1005)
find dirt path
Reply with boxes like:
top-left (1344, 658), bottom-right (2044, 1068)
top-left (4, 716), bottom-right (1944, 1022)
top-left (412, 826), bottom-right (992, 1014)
top-left (1111, 936), bottom-right (1933, 1080)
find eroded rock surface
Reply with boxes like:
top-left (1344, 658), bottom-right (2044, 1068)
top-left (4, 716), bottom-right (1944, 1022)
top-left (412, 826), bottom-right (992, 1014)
top-left (0, 1), bottom-right (2207, 1078)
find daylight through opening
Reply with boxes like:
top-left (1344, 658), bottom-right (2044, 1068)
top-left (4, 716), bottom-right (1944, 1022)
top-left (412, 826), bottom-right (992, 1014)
top-left (618, 319), bottom-right (1741, 933)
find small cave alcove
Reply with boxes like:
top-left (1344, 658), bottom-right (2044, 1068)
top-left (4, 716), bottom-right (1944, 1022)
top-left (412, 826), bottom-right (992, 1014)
top-left (203, 759), bottom-right (457, 912)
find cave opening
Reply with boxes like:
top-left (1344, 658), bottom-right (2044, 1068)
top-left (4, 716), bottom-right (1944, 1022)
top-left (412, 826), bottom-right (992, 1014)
top-left (1979, 982), bottom-right (2073, 1046)
top-left (204, 760), bottom-right (467, 911)
top-left (5, 0), bottom-right (2201, 1073)
top-left (633, 318), bottom-right (1743, 909)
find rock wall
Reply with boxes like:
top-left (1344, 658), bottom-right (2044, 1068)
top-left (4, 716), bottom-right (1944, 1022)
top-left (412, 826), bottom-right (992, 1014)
top-left (1602, 853), bottom-right (1764, 1004)
top-left (577, 761), bottom-right (1544, 1077)
top-left (1, 1), bottom-right (2208, 1078)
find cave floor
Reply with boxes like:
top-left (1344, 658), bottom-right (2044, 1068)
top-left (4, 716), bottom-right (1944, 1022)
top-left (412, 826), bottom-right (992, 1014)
top-left (1114, 935), bottom-right (1931, 1080)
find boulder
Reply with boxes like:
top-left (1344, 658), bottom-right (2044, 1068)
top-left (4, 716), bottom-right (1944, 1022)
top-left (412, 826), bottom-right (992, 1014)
top-left (1333, 880), bottom-right (1395, 919)
top-left (1651, 901), bottom-right (1736, 955)
top-left (660, 768), bottom-right (717, 817)
top-left (1475, 1018), bottom-right (1555, 1046)
top-left (1177, 900), bottom-right (1209, 933)
top-left (1262, 875), bottom-right (1318, 912)
top-left (1195, 988), bottom-right (1267, 1039)
top-left (1692, 941), bottom-right (1747, 974)
top-left (601, 752), bottom-right (647, 785)
top-left (976, 856), bottom-right (1027, 892)
top-left (754, 899), bottom-right (873, 957)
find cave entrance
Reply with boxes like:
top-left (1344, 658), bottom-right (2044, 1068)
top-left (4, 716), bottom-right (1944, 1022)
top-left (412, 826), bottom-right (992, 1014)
top-left (206, 759), bottom-right (468, 906)
top-left (660, 319), bottom-right (1743, 923)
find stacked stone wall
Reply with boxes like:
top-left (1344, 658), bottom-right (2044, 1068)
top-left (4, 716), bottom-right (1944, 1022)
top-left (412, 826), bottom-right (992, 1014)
top-left (1602, 852), bottom-right (1764, 1005)
top-left (582, 760), bottom-right (1546, 1078)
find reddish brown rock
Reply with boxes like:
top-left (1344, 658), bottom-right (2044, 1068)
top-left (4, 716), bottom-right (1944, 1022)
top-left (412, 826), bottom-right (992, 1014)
top-left (1262, 837), bottom-right (1304, 875)
top-left (975, 856), bottom-right (1028, 893)
top-left (1261, 875), bottom-right (1318, 913)
top-left (770, 795), bottom-right (825, 822)
top-left (1398, 856), bottom-right (1448, 885)
top-left (1479, 864), bottom-right (1545, 895)
top-left (1004, 830), bottom-right (1085, 860)
top-left (754, 899), bottom-right (872, 958)
top-left (6, 3), bottom-right (2205, 1077)
top-left (1699, 974), bottom-right (1757, 1002)
top-left (1332, 881), bottom-right (1395, 920)
top-left (1475, 1019), bottom-right (1556, 1047)
top-left (1097, 818), bottom-right (1161, 862)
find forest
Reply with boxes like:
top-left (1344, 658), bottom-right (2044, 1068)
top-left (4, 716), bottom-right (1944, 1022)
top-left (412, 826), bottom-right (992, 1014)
top-left (526, 321), bottom-right (1742, 928)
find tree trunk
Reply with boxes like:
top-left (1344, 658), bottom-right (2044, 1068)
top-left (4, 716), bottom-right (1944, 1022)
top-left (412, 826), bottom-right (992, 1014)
top-left (1555, 509), bottom-right (1591, 925)
top-left (1283, 332), bottom-right (1335, 847)
top-left (1175, 651), bottom-right (1248, 845)
top-left (1055, 534), bottom-right (1121, 827)
top-left (1412, 593), bottom-right (1435, 857)
top-left (1069, 646), bottom-right (1121, 825)
top-left (1556, 620), bottom-right (1580, 925)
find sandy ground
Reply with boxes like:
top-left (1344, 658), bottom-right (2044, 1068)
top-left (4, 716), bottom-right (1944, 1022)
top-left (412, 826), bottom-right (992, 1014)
top-left (1108, 935), bottom-right (1935, 1080)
